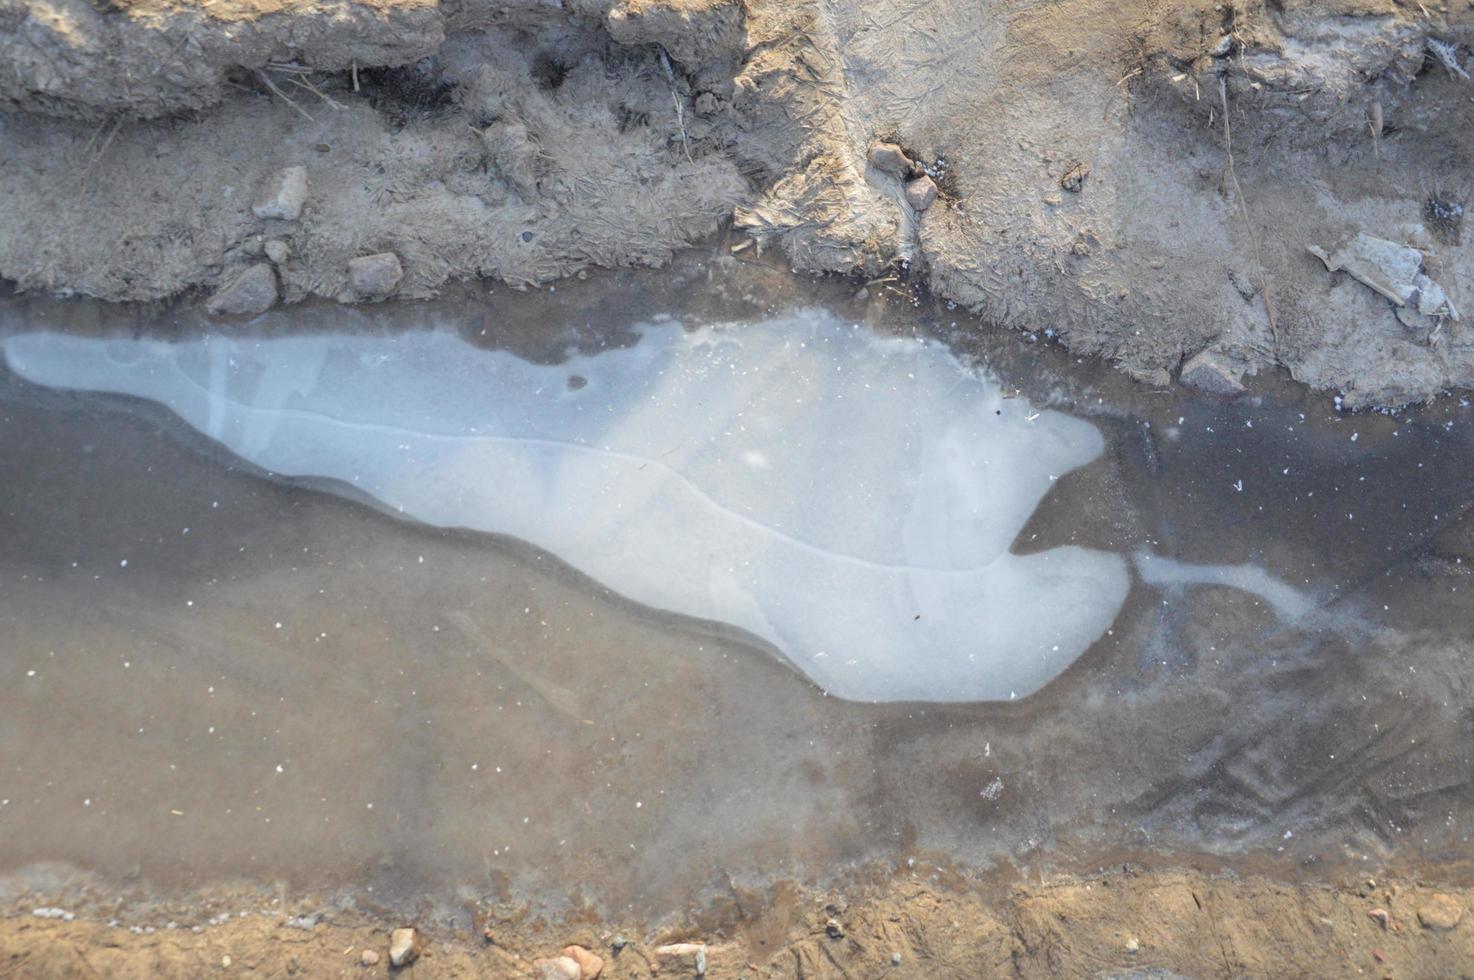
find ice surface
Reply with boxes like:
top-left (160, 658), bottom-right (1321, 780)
top-left (1133, 553), bottom-right (1315, 622)
top-left (2, 311), bottom-right (1131, 701)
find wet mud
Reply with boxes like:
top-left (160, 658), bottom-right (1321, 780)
top-left (1, 257), bottom-right (1473, 941)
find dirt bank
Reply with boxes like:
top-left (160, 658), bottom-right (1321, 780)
top-left (4, 868), bottom-right (1473, 978)
top-left (2, 0), bottom-right (1474, 405)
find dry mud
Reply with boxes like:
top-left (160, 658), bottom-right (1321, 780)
top-left (3, 0), bottom-right (1474, 404)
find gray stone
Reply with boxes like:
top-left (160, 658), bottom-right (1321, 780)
top-left (348, 252), bottom-right (403, 297)
top-left (905, 175), bottom-right (938, 212)
top-left (252, 166), bottom-right (308, 221)
top-left (1178, 350), bottom-right (1245, 396)
top-left (867, 141), bottom-right (914, 176)
top-left (206, 264), bottom-right (277, 316)
top-left (264, 239), bottom-right (290, 265)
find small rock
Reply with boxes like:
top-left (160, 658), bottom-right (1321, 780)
top-left (610, 936), bottom-right (628, 952)
top-left (1209, 34), bottom-right (1234, 57)
top-left (1367, 907), bottom-right (1390, 929)
top-left (207, 263), bottom-right (277, 316)
top-left (904, 175), bottom-right (938, 212)
top-left (360, 950), bottom-right (380, 966)
top-left (388, 927), bottom-right (420, 967)
top-left (221, 955), bottom-right (232, 968)
top-left (533, 956), bottom-right (580, 980)
top-left (252, 166), bottom-right (308, 221)
top-left (1060, 160), bottom-right (1090, 192)
top-left (1178, 349), bottom-right (1245, 396)
top-left (891, 951), bottom-right (903, 966)
top-left (867, 141), bottom-right (914, 177)
top-left (654, 943), bottom-right (708, 976)
top-left (1417, 894), bottom-right (1464, 931)
top-left (264, 240), bottom-right (290, 265)
top-left (1227, 268), bottom-right (1258, 302)
top-left (562, 945), bottom-right (604, 979)
top-left (348, 252), bottom-right (404, 298)
top-left (1043, 193), bottom-right (1062, 207)
top-left (1124, 937), bottom-right (1140, 953)
top-left (825, 918), bottom-right (845, 939)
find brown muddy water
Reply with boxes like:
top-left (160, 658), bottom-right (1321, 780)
top-left (1, 252), bottom-right (1473, 930)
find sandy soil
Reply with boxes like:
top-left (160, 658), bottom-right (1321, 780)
top-left (3, 869), bottom-right (1473, 978)
top-left (2, 0), bottom-right (1474, 404)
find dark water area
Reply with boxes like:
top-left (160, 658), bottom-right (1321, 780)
top-left (1, 253), bottom-right (1472, 925)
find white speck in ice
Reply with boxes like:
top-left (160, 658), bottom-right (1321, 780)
top-left (26, 669), bottom-right (35, 677)
top-left (275, 764), bottom-right (284, 773)
top-left (119, 559), bottom-right (128, 567)
top-left (1233, 479), bottom-right (1244, 492)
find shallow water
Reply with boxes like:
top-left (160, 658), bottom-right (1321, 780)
top-left (2, 261), bottom-right (1473, 919)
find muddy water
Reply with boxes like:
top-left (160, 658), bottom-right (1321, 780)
top-left (2, 255), bottom-right (1473, 923)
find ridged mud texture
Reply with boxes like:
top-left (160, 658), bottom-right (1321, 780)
top-left (3, 0), bottom-right (1474, 404)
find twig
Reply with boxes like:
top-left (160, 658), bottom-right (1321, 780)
top-left (257, 69), bottom-right (315, 122)
top-left (76, 116), bottom-right (123, 189)
top-left (658, 47), bottom-right (693, 163)
top-left (1219, 76), bottom-right (1278, 344)
top-left (352, 60), bottom-right (360, 92)
top-left (284, 73), bottom-right (345, 111)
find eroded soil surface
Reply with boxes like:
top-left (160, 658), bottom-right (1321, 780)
top-left (3, 0), bottom-right (1474, 403)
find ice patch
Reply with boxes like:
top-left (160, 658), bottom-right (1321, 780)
top-left (3, 312), bottom-right (1132, 702)
top-left (1133, 552), bottom-right (1316, 622)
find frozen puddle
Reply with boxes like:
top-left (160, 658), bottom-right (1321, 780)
top-left (1, 311), bottom-right (1139, 701)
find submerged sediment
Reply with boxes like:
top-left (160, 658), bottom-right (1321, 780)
top-left (2, 0), bottom-right (1474, 405)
